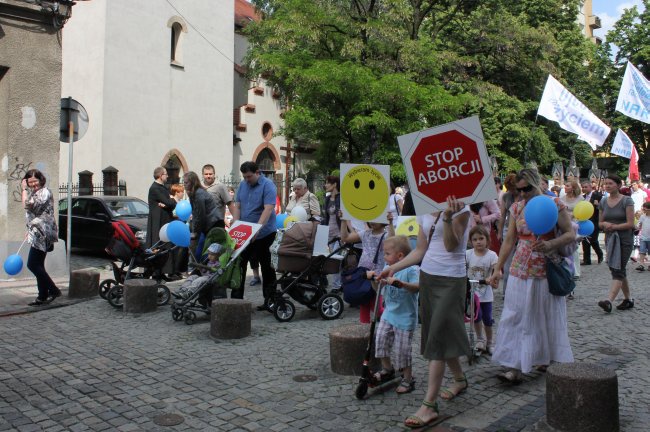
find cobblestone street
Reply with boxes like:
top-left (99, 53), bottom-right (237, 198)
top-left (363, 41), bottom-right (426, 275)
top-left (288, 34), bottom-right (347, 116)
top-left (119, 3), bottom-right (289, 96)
top-left (0, 252), bottom-right (648, 431)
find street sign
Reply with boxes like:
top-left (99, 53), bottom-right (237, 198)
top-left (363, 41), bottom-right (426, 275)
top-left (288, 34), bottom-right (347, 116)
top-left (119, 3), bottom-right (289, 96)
top-left (398, 116), bottom-right (496, 213)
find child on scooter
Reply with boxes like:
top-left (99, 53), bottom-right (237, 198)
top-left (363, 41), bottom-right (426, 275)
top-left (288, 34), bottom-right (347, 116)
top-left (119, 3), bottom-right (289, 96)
top-left (465, 225), bottom-right (498, 354)
top-left (367, 235), bottom-right (419, 394)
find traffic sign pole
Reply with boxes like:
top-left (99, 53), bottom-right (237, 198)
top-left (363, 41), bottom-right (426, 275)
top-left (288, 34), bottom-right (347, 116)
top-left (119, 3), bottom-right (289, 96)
top-left (66, 120), bottom-right (73, 277)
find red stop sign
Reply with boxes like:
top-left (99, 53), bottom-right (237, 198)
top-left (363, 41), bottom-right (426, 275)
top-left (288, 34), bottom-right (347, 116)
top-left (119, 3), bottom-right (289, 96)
top-left (229, 224), bottom-right (252, 249)
top-left (398, 116), bottom-right (496, 213)
top-left (410, 130), bottom-right (483, 203)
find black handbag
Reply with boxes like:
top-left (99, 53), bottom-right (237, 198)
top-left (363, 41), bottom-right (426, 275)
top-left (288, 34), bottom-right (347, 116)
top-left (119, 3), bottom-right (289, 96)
top-left (546, 257), bottom-right (575, 297)
top-left (342, 233), bottom-right (385, 306)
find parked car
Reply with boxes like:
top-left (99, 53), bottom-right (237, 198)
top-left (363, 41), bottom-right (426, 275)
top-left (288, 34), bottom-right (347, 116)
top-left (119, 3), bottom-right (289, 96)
top-left (58, 196), bottom-right (149, 251)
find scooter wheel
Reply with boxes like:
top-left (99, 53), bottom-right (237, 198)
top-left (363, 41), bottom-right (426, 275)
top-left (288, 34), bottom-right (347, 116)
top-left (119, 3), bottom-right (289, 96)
top-left (355, 381), bottom-right (368, 400)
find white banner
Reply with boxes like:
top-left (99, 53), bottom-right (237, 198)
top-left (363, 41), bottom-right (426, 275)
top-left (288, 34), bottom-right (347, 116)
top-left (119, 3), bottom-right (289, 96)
top-left (610, 129), bottom-right (634, 159)
top-left (537, 75), bottom-right (611, 149)
top-left (615, 61), bottom-right (650, 124)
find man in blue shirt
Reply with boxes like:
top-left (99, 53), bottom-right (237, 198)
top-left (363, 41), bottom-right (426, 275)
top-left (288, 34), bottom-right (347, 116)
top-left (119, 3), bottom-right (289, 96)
top-left (231, 161), bottom-right (277, 309)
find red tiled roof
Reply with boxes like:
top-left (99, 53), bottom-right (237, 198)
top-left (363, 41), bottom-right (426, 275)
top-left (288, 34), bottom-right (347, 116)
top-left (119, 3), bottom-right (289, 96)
top-left (235, 0), bottom-right (260, 28)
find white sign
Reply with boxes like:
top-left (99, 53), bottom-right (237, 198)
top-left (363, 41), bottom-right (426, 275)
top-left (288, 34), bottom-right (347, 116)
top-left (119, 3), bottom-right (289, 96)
top-left (611, 129), bottom-right (635, 159)
top-left (616, 62), bottom-right (650, 124)
top-left (397, 116), bottom-right (497, 214)
top-left (227, 221), bottom-right (262, 261)
top-left (537, 75), bottom-right (611, 149)
top-left (340, 164), bottom-right (390, 223)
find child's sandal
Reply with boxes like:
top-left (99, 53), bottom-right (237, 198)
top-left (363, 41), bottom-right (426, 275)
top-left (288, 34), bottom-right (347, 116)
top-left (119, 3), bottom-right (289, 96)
top-left (396, 377), bottom-right (415, 394)
top-left (372, 367), bottom-right (395, 382)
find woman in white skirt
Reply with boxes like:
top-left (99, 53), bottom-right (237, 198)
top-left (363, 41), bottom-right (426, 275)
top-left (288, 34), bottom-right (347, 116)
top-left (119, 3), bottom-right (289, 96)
top-left (487, 169), bottom-right (574, 383)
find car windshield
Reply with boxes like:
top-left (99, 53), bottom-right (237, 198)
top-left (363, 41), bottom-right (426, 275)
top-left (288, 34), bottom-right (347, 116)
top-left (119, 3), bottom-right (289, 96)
top-left (108, 200), bottom-right (149, 218)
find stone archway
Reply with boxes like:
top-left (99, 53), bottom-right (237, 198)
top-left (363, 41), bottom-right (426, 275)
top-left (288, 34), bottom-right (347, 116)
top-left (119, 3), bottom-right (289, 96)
top-left (161, 149), bottom-right (189, 185)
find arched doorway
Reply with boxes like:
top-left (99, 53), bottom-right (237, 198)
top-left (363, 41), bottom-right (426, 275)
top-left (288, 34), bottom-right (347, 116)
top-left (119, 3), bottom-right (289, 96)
top-left (256, 147), bottom-right (276, 177)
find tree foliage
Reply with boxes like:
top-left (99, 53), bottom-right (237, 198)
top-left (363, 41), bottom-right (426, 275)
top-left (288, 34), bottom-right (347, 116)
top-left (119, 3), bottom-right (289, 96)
top-left (246, 0), bottom-right (645, 181)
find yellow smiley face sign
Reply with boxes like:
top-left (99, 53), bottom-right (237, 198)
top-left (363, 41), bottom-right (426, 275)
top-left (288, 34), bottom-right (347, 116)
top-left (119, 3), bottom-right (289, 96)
top-left (396, 216), bottom-right (419, 237)
top-left (341, 164), bottom-right (390, 222)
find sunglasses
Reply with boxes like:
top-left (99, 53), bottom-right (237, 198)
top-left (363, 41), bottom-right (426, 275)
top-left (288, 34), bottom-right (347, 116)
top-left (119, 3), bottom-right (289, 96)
top-left (516, 184), bottom-right (534, 193)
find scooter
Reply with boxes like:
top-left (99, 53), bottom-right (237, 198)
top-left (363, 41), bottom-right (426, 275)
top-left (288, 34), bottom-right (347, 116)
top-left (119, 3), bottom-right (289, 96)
top-left (354, 279), bottom-right (398, 399)
top-left (466, 278), bottom-right (486, 365)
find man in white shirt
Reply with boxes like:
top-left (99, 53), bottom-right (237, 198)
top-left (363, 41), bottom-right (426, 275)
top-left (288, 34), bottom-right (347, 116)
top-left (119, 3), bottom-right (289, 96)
top-left (631, 181), bottom-right (646, 213)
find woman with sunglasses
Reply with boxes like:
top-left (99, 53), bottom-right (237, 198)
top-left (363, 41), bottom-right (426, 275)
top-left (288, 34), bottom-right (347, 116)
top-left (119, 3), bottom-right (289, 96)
top-left (487, 169), bottom-right (574, 383)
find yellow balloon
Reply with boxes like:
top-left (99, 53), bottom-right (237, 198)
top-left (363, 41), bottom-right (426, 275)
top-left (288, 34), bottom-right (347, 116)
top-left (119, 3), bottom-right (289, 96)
top-left (573, 201), bottom-right (594, 221)
top-left (284, 215), bottom-right (298, 228)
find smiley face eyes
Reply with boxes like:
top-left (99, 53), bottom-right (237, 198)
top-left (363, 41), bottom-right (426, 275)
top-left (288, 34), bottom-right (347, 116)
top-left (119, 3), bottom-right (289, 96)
top-left (353, 179), bottom-right (375, 189)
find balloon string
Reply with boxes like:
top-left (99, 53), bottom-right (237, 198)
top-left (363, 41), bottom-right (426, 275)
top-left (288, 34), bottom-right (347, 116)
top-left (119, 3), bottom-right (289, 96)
top-left (16, 238), bottom-right (28, 255)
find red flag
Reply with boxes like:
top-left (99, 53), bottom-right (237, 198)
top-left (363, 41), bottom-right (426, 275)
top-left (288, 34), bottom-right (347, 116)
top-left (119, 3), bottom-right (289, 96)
top-left (629, 144), bottom-right (640, 181)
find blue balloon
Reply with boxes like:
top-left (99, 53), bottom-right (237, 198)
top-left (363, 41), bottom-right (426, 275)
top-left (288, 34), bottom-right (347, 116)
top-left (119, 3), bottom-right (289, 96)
top-left (175, 200), bottom-right (192, 222)
top-left (4, 254), bottom-right (23, 276)
top-left (578, 220), bottom-right (594, 236)
top-left (276, 213), bottom-right (288, 230)
top-left (167, 220), bottom-right (191, 247)
top-left (524, 195), bottom-right (558, 235)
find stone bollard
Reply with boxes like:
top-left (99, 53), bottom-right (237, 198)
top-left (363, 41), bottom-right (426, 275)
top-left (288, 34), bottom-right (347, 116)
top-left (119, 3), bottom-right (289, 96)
top-left (546, 363), bottom-right (619, 432)
top-left (211, 299), bottom-right (252, 339)
top-left (123, 279), bottom-right (158, 314)
top-left (329, 323), bottom-right (379, 376)
top-left (68, 269), bottom-right (100, 299)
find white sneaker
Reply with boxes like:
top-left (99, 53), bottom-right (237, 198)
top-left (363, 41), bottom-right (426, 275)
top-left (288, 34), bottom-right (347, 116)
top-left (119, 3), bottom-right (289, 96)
top-left (475, 339), bottom-right (486, 352)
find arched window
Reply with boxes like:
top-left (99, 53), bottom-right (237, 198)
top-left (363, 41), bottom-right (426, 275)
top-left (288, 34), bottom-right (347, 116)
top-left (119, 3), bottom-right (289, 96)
top-left (256, 148), bottom-right (275, 173)
top-left (167, 16), bottom-right (187, 67)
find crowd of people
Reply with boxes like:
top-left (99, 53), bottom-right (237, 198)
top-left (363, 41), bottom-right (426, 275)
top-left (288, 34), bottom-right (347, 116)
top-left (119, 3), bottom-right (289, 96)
top-left (20, 161), bottom-right (649, 428)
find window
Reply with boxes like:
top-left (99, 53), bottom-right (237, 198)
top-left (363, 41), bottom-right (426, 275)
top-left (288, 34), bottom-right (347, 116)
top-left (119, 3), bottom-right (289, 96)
top-left (256, 148), bottom-right (275, 172)
top-left (262, 122), bottom-right (273, 141)
top-left (167, 17), bottom-right (187, 67)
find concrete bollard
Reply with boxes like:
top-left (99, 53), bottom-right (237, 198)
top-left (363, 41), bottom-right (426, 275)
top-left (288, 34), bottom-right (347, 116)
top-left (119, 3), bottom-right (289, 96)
top-left (123, 279), bottom-right (157, 314)
top-left (546, 363), bottom-right (619, 432)
top-left (68, 269), bottom-right (100, 299)
top-left (329, 323), bottom-right (379, 376)
top-left (211, 299), bottom-right (252, 339)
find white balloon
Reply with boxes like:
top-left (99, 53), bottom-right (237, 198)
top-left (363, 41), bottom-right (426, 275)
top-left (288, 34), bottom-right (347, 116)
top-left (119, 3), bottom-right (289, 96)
top-left (290, 206), bottom-right (308, 222)
top-left (159, 223), bottom-right (170, 242)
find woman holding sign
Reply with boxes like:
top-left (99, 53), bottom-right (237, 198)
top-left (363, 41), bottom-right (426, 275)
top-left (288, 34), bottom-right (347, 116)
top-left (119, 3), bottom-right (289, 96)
top-left (487, 169), bottom-right (574, 383)
top-left (380, 196), bottom-right (471, 428)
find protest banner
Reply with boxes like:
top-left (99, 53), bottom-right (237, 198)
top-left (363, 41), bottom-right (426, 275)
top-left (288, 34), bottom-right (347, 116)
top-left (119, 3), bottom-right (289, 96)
top-left (611, 129), bottom-right (640, 181)
top-left (537, 75), bottom-right (611, 149)
top-left (228, 221), bottom-right (262, 260)
top-left (340, 164), bottom-right (390, 223)
top-left (397, 116), bottom-right (497, 214)
top-left (616, 61), bottom-right (650, 124)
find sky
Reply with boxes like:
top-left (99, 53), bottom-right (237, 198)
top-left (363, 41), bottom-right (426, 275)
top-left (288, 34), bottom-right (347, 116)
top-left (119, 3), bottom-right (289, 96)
top-left (592, 0), bottom-right (645, 42)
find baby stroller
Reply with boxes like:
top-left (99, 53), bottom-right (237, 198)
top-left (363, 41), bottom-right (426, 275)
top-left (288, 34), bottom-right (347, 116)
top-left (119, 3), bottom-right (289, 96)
top-left (101, 220), bottom-right (172, 308)
top-left (269, 221), bottom-right (348, 322)
top-left (170, 227), bottom-right (242, 325)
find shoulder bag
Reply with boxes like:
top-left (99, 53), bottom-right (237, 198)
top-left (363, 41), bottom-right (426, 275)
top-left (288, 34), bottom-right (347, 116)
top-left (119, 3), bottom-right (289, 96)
top-left (342, 232), bottom-right (386, 306)
top-left (546, 257), bottom-right (575, 296)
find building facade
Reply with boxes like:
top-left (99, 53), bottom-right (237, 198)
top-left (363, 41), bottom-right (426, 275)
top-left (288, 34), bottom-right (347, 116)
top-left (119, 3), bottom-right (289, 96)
top-left (577, 0), bottom-right (602, 44)
top-left (60, 0), bottom-right (235, 200)
top-left (1, 0), bottom-right (73, 278)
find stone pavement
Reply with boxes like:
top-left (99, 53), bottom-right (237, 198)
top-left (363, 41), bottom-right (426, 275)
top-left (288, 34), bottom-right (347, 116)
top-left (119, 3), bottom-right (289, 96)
top-left (0, 254), bottom-right (648, 431)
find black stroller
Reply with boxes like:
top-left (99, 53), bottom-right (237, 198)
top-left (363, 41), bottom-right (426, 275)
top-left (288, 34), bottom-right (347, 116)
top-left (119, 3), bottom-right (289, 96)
top-left (268, 222), bottom-right (351, 322)
top-left (170, 227), bottom-right (242, 325)
top-left (101, 221), bottom-right (172, 308)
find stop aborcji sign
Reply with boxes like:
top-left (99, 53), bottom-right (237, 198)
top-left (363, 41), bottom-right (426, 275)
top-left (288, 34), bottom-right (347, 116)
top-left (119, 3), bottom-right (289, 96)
top-left (397, 116), bottom-right (497, 214)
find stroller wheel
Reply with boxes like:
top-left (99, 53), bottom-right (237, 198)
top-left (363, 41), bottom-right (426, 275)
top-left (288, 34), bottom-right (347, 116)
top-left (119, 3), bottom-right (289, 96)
top-left (264, 296), bottom-right (276, 313)
top-left (106, 285), bottom-right (124, 309)
top-left (99, 279), bottom-right (118, 299)
top-left (184, 311), bottom-right (196, 325)
top-left (171, 306), bottom-right (184, 321)
top-left (355, 381), bottom-right (368, 400)
top-left (155, 284), bottom-right (171, 306)
top-left (273, 300), bottom-right (295, 322)
top-left (318, 294), bottom-right (344, 320)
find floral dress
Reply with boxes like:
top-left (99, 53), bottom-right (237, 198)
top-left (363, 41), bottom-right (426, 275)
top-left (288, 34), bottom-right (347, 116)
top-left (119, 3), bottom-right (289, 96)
top-left (508, 198), bottom-right (565, 279)
top-left (25, 188), bottom-right (58, 252)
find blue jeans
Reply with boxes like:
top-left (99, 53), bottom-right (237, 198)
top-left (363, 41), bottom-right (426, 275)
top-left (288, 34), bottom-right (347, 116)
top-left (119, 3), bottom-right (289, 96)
top-left (27, 247), bottom-right (58, 300)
